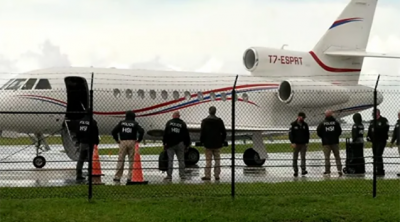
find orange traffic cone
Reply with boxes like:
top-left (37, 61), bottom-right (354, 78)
top-left (126, 142), bottom-right (148, 185)
top-left (91, 144), bottom-right (105, 185)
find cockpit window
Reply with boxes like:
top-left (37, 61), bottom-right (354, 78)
top-left (0, 79), bottom-right (14, 90)
top-left (5, 79), bottom-right (27, 90)
top-left (35, 79), bottom-right (52, 90)
top-left (21, 79), bottom-right (38, 90)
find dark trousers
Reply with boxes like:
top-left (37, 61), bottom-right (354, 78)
top-left (373, 141), bottom-right (386, 173)
top-left (293, 144), bottom-right (307, 172)
top-left (166, 142), bottom-right (185, 178)
top-left (76, 143), bottom-right (91, 178)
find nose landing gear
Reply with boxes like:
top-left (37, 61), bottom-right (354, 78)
top-left (28, 133), bottom-right (50, 168)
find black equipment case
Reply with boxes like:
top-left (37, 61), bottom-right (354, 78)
top-left (343, 138), bottom-right (366, 174)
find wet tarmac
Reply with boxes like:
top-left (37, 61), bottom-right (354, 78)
top-left (0, 143), bottom-right (399, 187)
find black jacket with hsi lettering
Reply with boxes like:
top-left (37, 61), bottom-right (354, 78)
top-left (162, 118), bottom-right (191, 148)
top-left (317, 116), bottom-right (342, 145)
top-left (76, 116), bottom-right (100, 145)
top-left (111, 111), bottom-right (144, 142)
top-left (288, 120), bottom-right (310, 145)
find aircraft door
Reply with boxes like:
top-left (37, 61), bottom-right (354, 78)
top-left (62, 77), bottom-right (90, 161)
top-left (64, 77), bottom-right (89, 120)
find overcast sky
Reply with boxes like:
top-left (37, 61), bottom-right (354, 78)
top-left (0, 0), bottom-right (399, 121)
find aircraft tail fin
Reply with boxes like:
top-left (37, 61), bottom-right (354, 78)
top-left (310, 0), bottom-right (379, 84)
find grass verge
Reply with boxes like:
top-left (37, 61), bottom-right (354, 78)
top-left (0, 180), bottom-right (398, 222)
top-left (99, 141), bottom-right (372, 155)
top-left (0, 132), bottom-right (354, 146)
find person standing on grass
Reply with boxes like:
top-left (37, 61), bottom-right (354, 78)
top-left (200, 106), bottom-right (226, 181)
top-left (288, 112), bottom-right (310, 177)
top-left (317, 110), bottom-right (343, 176)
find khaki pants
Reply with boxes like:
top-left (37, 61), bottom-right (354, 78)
top-left (323, 144), bottom-right (342, 173)
top-left (204, 148), bottom-right (221, 178)
top-left (114, 140), bottom-right (136, 180)
top-left (293, 144), bottom-right (307, 172)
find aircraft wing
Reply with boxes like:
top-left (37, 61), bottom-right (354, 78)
top-left (324, 50), bottom-right (400, 59)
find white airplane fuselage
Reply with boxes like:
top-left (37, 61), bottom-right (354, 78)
top-left (0, 66), bottom-right (380, 139)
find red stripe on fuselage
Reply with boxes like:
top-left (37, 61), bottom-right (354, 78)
top-left (20, 84), bottom-right (277, 115)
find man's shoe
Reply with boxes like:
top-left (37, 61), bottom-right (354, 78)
top-left (164, 176), bottom-right (172, 181)
top-left (215, 177), bottom-right (220, 181)
top-left (180, 176), bottom-right (187, 180)
top-left (293, 172), bottom-right (298, 177)
top-left (201, 177), bottom-right (211, 181)
top-left (338, 172), bottom-right (343, 177)
top-left (301, 170), bottom-right (308, 176)
top-left (397, 173), bottom-right (400, 177)
top-left (113, 178), bottom-right (120, 182)
top-left (323, 172), bottom-right (331, 175)
top-left (76, 176), bottom-right (85, 181)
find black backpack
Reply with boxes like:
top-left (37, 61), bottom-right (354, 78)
top-left (158, 151), bottom-right (168, 172)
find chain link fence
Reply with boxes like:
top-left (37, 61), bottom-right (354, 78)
top-left (0, 73), bottom-right (398, 199)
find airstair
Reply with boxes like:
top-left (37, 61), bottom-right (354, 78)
top-left (60, 119), bottom-right (81, 161)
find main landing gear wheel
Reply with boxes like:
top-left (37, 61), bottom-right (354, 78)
top-left (243, 148), bottom-right (265, 167)
top-left (33, 156), bottom-right (46, 168)
top-left (184, 147), bottom-right (200, 166)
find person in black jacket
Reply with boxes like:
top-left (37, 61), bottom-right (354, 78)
top-left (288, 112), bottom-right (310, 177)
top-left (317, 110), bottom-right (343, 176)
top-left (352, 113), bottom-right (364, 144)
top-left (162, 111), bottom-right (191, 180)
top-left (111, 111), bottom-right (144, 182)
top-left (75, 114), bottom-right (100, 181)
top-left (200, 106), bottom-right (227, 181)
top-left (389, 111), bottom-right (400, 176)
top-left (367, 109), bottom-right (390, 176)
top-left (347, 113), bottom-right (366, 174)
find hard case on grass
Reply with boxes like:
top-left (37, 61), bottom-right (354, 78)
top-left (158, 150), bottom-right (168, 172)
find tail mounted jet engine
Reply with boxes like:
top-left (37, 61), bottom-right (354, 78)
top-left (277, 79), bottom-right (351, 107)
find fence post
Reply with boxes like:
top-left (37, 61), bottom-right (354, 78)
top-left (372, 74), bottom-right (380, 198)
top-left (231, 75), bottom-right (238, 199)
top-left (88, 72), bottom-right (94, 201)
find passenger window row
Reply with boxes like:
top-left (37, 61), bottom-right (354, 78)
top-left (113, 88), bottom-right (249, 102)
top-left (0, 78), bottom-right (52, 90)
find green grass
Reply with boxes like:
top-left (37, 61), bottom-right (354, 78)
top-left (3, 131), bottom-right (377, 159)
top-left (0, 180), bottom-right (399, 222)
top-left (99, 140), bottom-right (372, 155)
top-left (1, 132), bottom-right (362, 156)
top-left (0, 132), bottom-right (353, 146)
top-left (0, 135), bottom-right (117, 146)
